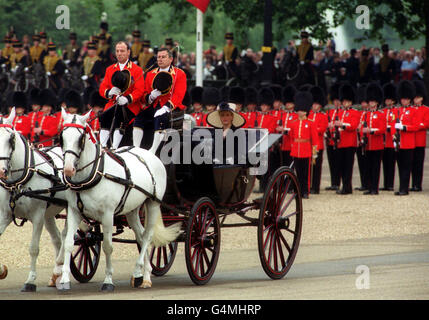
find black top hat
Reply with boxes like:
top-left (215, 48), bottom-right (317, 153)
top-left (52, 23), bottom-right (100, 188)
top-left (309, 85), bottom-right (326, 107)
top-left (190, 86), bottom-right (204, 105)
top-left (294, 91), bottom-right (313, 113)
top-left (244, 87), bottom-right (258, 106)
top-left (382, 83), bottom-right (397, 103)
top-left (225, 32), bottom-right (234, 40)
top-left (339, 83), bottom-right (356, 104)
top-left (65, 89), bottom-right (83, 112)
top-left (413, 80), bottom-right (428, 105)
top-left (229, 86), bottom-right (245, 105)
top-left (202, 87), bottom-right (221, 106)
top-left (365, 82), bottom-right (383, 105)
top-left (397, 80), bottom-right (415, 101)
top-left (258, 87), bottom-right (275, 107)
top-left (112, 69), bottom-right (132, 93)
top-left (89, 91), bottom-right (107, 108)
top-left (206, 102), bottom-right (245, 129)
top-left (282, 85), bottom-right (297, 104)
top-left (39, 88), bottom-right (57, 108)
top-left (12, 91), bottom-right (28, 112)
top-left (152, 71), bottom-right (173, 95)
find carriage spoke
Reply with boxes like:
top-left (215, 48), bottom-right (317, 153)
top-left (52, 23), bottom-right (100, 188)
top-left (275, 230), bottom-right (286, 269)
top-left (280, 193), bottom-right (296, 217)
top-left (278, 230), bottom-right (292, 256)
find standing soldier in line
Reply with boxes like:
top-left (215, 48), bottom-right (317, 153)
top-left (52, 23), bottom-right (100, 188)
top-left (289, 91), bottom-right (319, 199)
top-left (87, 91), bottom-right (107, 141)
top-left (392, 80), bottom-right (419, 196)
top-left (243, 87), bottom-right (259, 128)
top-left (63, 32), bottom-right (81, 67)
top-left (43, 42), bottom-right (66, 92)
top-left (325, 82), bottom-right (342, 191)
top-left (82, 41), bottom-right (103, 88)
top-left (355, 84), bottom-right (369, 191)
top-left (270, 84), bottom-right (284, 120)
top-left (31, 88), bottom-right (59, 147)
top-left (336, 83), bottom-right (360, 195)
top-left (277, 85), bottom-right (298, 167)
top-left (229, 86), bottom-right (246, 119)
top-left (380, 82), bottom-right (399, 191)
top-left (130, 29), bottom-right (142, 64)
top-left (201, 87), bottom-right (221, 127)
top-left (11, 91), bottom-right (31, 138)
top-left (190, 86), bottom-right (204, 127)
top-left (29, 33), bottom-right (44, 65)
top-left (362, 83), bottom-right (386, 195)
top-left (308, 86), bottom-right (328, 194)
top-left (138, 40), bottom-right (155, 72)
top-left (410, 80), bottom-right (429, 192)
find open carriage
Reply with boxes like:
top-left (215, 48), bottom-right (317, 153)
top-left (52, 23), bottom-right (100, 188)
top-left (66, 126), bottom-right (303, 286)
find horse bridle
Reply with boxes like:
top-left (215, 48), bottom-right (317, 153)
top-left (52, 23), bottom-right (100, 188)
top-left (0, 124), bottom-right (17, 176)
top-left (60, 123), bottom-right (87, 161)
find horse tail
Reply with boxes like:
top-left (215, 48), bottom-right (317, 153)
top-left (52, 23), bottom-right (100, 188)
top-left (146, 202), bottom-right (181, 248)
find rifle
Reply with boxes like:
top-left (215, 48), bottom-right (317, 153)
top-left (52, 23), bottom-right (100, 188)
top-left (361, 121), bottom-right (368, 156)
top-left (33, 119), bottom-right (40, 143)
top-left (394, 117), bottom-right (401, 152)
top-left (333, 115), bottom-right (340, 149)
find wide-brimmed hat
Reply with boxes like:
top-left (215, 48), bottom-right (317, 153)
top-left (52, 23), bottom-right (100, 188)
top-left (152, 71), bottom-right (173, 95)
top-left (206, 102), bottom-right (245, 129)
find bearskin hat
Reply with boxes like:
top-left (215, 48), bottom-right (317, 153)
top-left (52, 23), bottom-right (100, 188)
top-left (258, 87), bottom-right (275, 107)
top-left (397, 80), bottom-right (415, 101)
top-left (294, 91), bottom-right (313, 113)
top-left (413, 80), bottom-right (428, 105)
top-left (244, 87), bottom-right (258, 106)
top-left (83, 86), bottom-right (95, 106)
top-left (382, 83), bottom-right (397, 103)
top-left (65, 89), bottom-right (83, 113)
top-left (309, 86), bottom-right (326, 107)
top-left (282, 85), bottom-right (296, 104)
top-left (329, 82), bottom-right (341, 102)
top-left (229, 86), bottom-right (245, 105)
top-left (28, 88), bottom-right (41, 106)
top-left (357, 84), bottom-right (367, 104)
top-left (89, 91), bottom-right (107, 109)
top-left (12, 91), bottom-right (28, 112)
top-left (339, 83), bottom-right (356, 104)
top-left (270, 85), bottom-right (283, 102)
top-left (202, 87), bottom-right (221, 106)
top-left (365, 82), bottom-right (383, 105)
top-left (39, 88), bottom-right (57, 108)
top-left (190, 86), bottom-right (203, 105)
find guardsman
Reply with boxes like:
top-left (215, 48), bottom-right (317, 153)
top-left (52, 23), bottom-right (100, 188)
top-left (229, 86), bottom-right (246, 120)
top-left (222, 32), bottom-right (238, 77)
top-left (201, 87), bottom-right (220, 127)
top-left (28, 88), bottom-right (42, 136)
top-left (336, 83), bottom-right (359, 194)
top-left (380, 82), bottom-right (399, 191)
top-left (99, 41), bottom-right (145, 149)
top-left (190, 86), bottom-right (204, 127)
top-left (355, 84), bottom-right (369, 191)
top-left (256, 87), bottom-right (277, 133)
top-left (131, 29), bottom-right (142, 64)
top-left (43, 42), bottom-right (66, 92)
top-left (289, 91), bottom-right (319, 199)
top-left (9, 39), bottom-right (29, 69)
top-left (29, 33), bottom-right (44, 64)
top-left (410, 80), bottom-right (429, 192)
top-left (87, 91), bottom-right (107, 140)
top-left (243, 87), bottom-right (259, 128)
top-left (392, 80), bottom-right (419, 196)
top-left (138, 40), bottom-right (155, 72)
top-left (82, 41), bottom-right (103, 88)
top-left (63, 32), bottom-right (80, 67)
top-left (141, 47), bottom-right (187, 153)
top-left (31, 88), bottom-right (59, 147)
top-left (11, 91), bottom-right (31, 138)
top-left (362, 83), bottom-right (386, 195)
top-left (270, 84), bottom-right (284, 120)
top-left (278, 85), bottom-right (298, 167)
top-left (308, 86), bottom-right (328, 194)
top-left (325, 82), bottom-right (342, 191)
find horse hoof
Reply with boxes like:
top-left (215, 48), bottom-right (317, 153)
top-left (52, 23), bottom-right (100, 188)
top-left (142, 280), bottom-right (152, 289)
top-left (21, 283), bottom-right (37, 292)
top-left (48, 274), bottom-right (61, 287)
top-left (100, 283), bottom-right (115, 292)
top-left (57, 282), bottom-right (71, 292)
top-left (130, 277), bottom-right (151, 289)
top-left (0, 265), bottom-right (8, 280)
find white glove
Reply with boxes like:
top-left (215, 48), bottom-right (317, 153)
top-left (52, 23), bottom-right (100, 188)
top-left (46, 71), bottom-right (51, 76)
top-left (116, 96), bottom-right (128, 106)
top-left (394, 122), bottom-right (404, 130)
top-left (393, 141), bottom-right (398, 149)
top-left (81, 75), bottom-right (88, 81)
top-left (24, 67), bottom-right (29, 72)
top-left (108, 86), bottom-right (121, 98)
top-left (149, 89), bottom-right (162, 104)
top-left (154, 105), bottom-right (171, 117)
top-left (64, 59), bottom-right (71, 65)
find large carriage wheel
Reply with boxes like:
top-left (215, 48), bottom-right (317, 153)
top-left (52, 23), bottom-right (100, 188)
top-left (138, 206), bottom-right (179, 277)
top-left (185, 197), bottom-right (220, 285)
top-left (70, 225), bottom-right (102, 283)
top-left (258, 166), bottom-right (303, 280)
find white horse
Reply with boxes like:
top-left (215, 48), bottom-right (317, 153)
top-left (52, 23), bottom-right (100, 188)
top-left (58, 109), bottom-right (181, 292)
top-left (0, 109), bottom-right (67, 291)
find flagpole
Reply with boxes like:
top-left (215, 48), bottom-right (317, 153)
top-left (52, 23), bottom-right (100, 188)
top-left (196, 8), bottom-right (204, 87)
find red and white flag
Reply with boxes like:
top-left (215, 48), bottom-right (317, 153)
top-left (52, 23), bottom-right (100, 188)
top-left (187, 0), bottom-right (211, 13)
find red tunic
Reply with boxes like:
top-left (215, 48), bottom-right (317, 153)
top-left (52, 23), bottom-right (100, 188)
top-left (143, 66), bottom-right (187, 111)
top-left (337, 108), bottom-right (359, 148)
top-left (278, 111), bottom-right (298, 151)
top-left (381, 107), bottom-right (401, 149)
top-left (391, 106), bottom-right (419, 149)
top-left (255, 113), bottom-right (277, 133)
top-left (308, 111), bottom-right (328, 151)
top-left (99, 60), bottom-right (145, 115)
top-left (31, 113), bottom-right (59, 147)
top-left (12, 114), bottom-right (31, 138)
top-left (243, 111), bottom-right (258, 129)
top-left (289, 119), bottom-right (319, 158)
top-left (191, 111), bottom-right (205, 127)
top-left (413, 105), bottom-right (429, 147)
top-left (326, 108), bottom-right (341, 147)
top-left (363, 110), bottom-right (387, 151)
